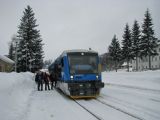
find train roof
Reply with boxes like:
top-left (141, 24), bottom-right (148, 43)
top-left (48, 49), bottom-right (98, 70)
top-left (61, 49), bottom-right (98, 56)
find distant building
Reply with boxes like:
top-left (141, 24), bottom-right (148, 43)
top-left (131, 44), bottom-right (160, 71)
top-left (0, 55), bottom-right (14, 72)
top-left (100, 53), bottom-right (123, 71)
top-left (121, 62), bottom-right (132, 69)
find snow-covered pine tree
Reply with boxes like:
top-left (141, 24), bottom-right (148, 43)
top-left (108, 35), bottom-right (121, 72)
top-left (17, 5), bottom-right (44, 72)
top-left (131, 20), bottom-right (141, 71)
top-left (33, 35), bottom-right (44, 71)
top-left (8, 42), bottom-right (15, 61)
top-left (122, 23), bottom-right (134, 72)
top-left (140, 9), bottom-right (159, 70)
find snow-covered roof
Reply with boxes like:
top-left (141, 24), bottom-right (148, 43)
top-left (61, 49), bottom-right (98, 56)
top-left (122, 62), bottom-right (131, 66)
top-left (0, 55), bottom-right (14, 64)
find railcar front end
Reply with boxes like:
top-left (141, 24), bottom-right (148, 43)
top-left (49, 50), bottom-right (104, 98)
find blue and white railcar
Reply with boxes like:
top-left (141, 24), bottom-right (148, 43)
top-left (48, 49), bottom-right (104, 98)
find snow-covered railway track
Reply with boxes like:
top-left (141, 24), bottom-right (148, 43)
top-left (54, 87), bottom-right (147, 120)
top-left (73, 98), bottom-right (143, 120)
top-left (150, 98), bottom-right (160, 103)
top-left (105, 83), bottom-right (160, 93)
top-left (73, 99), bottom-right (103, 120)
top-left (54, 88), bottom-right (103, 120)
top-left (95, 99), bottom-right (144, 120)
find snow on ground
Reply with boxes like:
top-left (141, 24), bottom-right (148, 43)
top-left (103, 70), bottom-right (160, 91)
top-left (0, 72), bottom-right (34, 120)
top-left (0, 70), bottom-right (160, 120)
top-left (26, 90), bottom-right (98, 120)
top-left (101, 70), bottom-right (160, 120)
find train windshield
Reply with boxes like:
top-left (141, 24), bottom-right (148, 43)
top-left (68, 52), bottom-right (98, 75)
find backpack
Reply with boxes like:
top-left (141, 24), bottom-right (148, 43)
top-left (35, 72), bottom-right (42, 82)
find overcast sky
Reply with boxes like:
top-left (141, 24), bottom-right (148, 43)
top-left (0, 0), bottom-right (159, 60)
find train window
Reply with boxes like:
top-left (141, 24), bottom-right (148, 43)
top-left (68, 53), bottom-right (98, 74)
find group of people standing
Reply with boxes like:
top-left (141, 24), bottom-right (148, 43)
top-left (35, 71), bottom-right (57, 91)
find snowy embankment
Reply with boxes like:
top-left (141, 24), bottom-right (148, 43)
top-left (0, 72), bottom-right (34, 120)
top-left (100, 70), bottom-right (160, 120)
top-left (103, 70), bottom-right (160, 91)
top-left (0, 70), bottom-right (160, 120)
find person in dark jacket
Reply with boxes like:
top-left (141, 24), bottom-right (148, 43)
top-left (54, 64), bottom-right (61, 87)
top-left (35, 72), bottom-right (38, 84)
top-left (54, 72), bottom-right (58, 87)
top-left (49, 73), bottom-right (55, 90)
top-left (35, 71), bottom-right (43, 91)
top-left (43, 72), bottom-right (50, 90)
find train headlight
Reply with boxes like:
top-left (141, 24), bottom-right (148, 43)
top-left (96, 75), bottom-right (98, 79)
top-left (70, 75), bottom-right (73, 80)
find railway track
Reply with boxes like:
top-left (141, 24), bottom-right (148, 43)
top-left (73, 99), bottom-right (103, 120)
top-left (73, 98), bottom-right (144, 120)
top-left (95, 99), bottom-right (144, 120)
top-left (55, 87), bottom-right (103, 120)
top-left (55, 87), bottom-right (144, 120)
top-left (100, 94), bottom-right (160, 120)
top-left (105, 83), bottom-right (160, 93)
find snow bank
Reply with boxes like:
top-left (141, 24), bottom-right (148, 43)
top-left (0, 72), bottom-right (34, 120)
top-left (102, 70), bottom-right (160, 91)
top-left (0, 70), bottom-right (160, 120)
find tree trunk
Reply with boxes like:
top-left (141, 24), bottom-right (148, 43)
top-left (148, 55), bottom-right (151, 70)
top-left (136, 56), bottom-right (138, 71)
top-left (115, 60), bottom-right (117, 72)
top-left (127, 60), bottom-right (129, 72)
